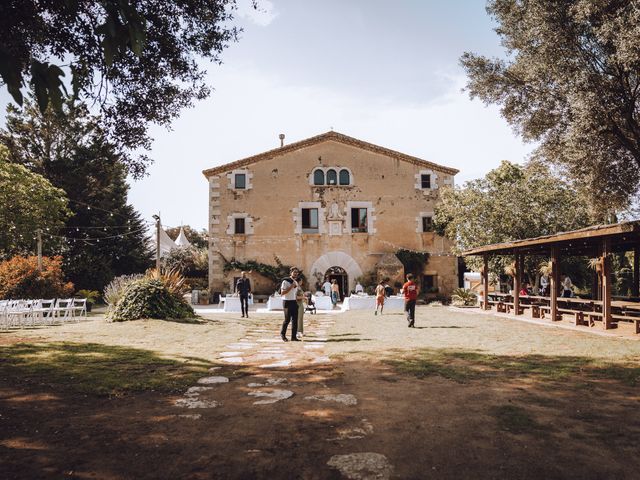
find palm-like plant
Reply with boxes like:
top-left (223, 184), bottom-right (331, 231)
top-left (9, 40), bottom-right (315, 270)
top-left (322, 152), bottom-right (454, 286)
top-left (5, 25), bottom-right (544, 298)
top-left (539, 260), bottom-right (553, 277)
top-left (146, 267), bottom-right (189, 297)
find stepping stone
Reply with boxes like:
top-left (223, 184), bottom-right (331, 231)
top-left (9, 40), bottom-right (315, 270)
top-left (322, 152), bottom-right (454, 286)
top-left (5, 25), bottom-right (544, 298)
top-left (248, 389), bottom-right (294, 405)
top-left (252, 353), bottom-right (286, 360)
top-left (259, 360), bottom-right (292, 368)
top-left (312, 356), bottom-right (331, 364)
top-left (208, 367), bottom-right (222, 372)
top-left (327, 453), bottom-right (393, 480)
top-left (186, 386), bottom-right (213, 395)
top-left (225, 344), bottom-right (254, 350)
top-left (305, 394), bottom-right (357, 406)
top-left (197, 376), bottom-right (229, 385)
top-left (174, 398), bottom-right (220, 409)
top-left (247, 377), bottom-right (286, 387)
top-left (219, 351), bottom-right (243, 357)
top-left (304, 344), bottom-right (323, 349)
top-left (221, 357), bottom-right (244, 364)
top-left (257, 338), bottom-right (283, 343)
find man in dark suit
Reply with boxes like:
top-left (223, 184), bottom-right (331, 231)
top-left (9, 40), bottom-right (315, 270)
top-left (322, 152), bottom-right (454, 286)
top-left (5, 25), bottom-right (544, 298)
top-left (235, 271), bottom-right (252, 318)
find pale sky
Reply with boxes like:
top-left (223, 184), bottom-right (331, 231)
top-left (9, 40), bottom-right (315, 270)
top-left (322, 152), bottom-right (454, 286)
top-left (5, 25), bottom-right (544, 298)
top-left (2, 1), bottom-right (536, 231)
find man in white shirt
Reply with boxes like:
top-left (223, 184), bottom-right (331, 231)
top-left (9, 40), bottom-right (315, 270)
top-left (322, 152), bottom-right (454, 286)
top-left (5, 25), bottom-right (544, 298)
top-left (280, 267), bottom-right (301, 342)
top-left (322, 277), bottom-right (332, 296)
top-left (355, 282), bottom-right (364, 294)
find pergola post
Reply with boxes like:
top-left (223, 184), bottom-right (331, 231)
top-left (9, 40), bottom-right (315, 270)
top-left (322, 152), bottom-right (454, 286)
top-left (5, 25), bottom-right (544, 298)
top-left (633, 246), bottom-right (639, 298)
top-left (602, 238), bottom-right (612, 329)
top-left (550, 246), bottom-right (559, 321)
top-left (483, 254), bottom-right (489, 310)
top-left (513, 253), bottom-right (521, 315)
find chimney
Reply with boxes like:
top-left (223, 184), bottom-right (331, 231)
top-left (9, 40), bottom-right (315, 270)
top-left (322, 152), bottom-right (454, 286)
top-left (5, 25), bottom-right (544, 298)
top-left (279, 133), bottom-right (285, 147)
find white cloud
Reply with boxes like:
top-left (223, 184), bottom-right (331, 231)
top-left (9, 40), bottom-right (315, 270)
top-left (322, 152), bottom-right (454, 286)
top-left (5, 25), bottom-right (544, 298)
top-left (236, 0), bottom-right (278, 27)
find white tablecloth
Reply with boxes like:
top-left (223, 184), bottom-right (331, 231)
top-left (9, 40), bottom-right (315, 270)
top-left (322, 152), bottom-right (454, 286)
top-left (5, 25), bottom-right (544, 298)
top-left (221, 295), bottom-right (253, 312)
top-left (342, 295), bottom-right (405, 312)
top-left (266, 295), bottom-right (284, 311)
top-left (311, 295), bottom-right (334, 311)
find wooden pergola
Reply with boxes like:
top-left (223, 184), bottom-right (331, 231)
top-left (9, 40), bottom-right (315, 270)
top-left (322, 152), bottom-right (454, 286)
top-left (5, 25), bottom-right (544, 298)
top-left (463, 221), bottom-right (640, 330)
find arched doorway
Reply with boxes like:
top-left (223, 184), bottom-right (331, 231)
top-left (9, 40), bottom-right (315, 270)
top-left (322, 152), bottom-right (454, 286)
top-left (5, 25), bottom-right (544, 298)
top-left (325, 266), bottom-right (348, 301)
top-left (310, 251), bottom-right (363, 293)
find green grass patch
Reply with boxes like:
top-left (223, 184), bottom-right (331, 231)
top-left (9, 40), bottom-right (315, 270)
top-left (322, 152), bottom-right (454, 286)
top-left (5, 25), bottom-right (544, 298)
top-left (384, 349), bottom-right (640, 386)
top-left (0, 342), bottom-right (216, 396)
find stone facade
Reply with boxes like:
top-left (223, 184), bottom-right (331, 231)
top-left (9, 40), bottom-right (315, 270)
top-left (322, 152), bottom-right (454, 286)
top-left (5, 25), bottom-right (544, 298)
top-left (203, 131), bottom-right (459, 297)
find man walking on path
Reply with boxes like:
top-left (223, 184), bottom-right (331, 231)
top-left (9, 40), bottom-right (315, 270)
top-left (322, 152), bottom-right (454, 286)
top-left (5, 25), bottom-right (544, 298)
top-left (280, 267), bottom-right (300, 342)
top-left (236, 271), bottom-right (251, 318)
top-left (402, 273), bottom-right (418, 327)
top-left (322, 277), bottom-right (332, 297)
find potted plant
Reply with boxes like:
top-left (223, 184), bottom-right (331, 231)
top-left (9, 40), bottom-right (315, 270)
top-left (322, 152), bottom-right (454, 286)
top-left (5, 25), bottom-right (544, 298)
top-left (199, 289), bottom-right (210, 305)
top-left (76, 289), bottom-right (100, 312)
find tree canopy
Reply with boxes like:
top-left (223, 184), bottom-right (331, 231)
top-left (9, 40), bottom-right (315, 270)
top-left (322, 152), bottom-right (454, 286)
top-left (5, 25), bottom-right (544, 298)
top-left (0, 145), bottom-right (71, 258)
top-left (0, 0), bottom-right (245, 177)
top-left (461, 0), bottom-right (640, 217)
top-left (1, 100), bottom-right (152, 291)
top-left (433, 160), bottom-right (592, 273)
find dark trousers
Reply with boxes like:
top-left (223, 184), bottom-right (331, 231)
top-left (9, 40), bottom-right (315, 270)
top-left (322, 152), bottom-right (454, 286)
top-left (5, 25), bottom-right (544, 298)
top-left (281, 300), bottom-right (298, 339)
top-left (240, 294), bottom-right (249, 316)
top-left (405, 299), bottom-right (416, 323)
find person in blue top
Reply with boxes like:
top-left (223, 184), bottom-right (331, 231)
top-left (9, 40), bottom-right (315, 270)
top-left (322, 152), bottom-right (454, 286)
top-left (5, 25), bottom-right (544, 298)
top-left (235, 271), bottom-right (252, 318)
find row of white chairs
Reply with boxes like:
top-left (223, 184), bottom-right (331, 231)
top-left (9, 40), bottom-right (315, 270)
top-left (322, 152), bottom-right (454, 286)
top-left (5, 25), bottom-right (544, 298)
top-left (0, 298), bottom-right (88, 330)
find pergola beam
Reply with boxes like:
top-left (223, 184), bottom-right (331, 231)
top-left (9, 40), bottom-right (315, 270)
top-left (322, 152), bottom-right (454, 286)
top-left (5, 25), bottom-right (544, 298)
top-left (550, 246), bottom-right (559, 321)
top-left (514, 253), bottom-right (521, 315)
top-left (483, 254), bottom-right (489, 310)
top-left (602, 238), bottom-right (612, 329)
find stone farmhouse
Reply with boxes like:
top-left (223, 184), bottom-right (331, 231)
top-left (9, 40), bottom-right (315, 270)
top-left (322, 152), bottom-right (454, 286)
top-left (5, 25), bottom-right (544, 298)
top-left (202, 131), bottom-right (459, 299)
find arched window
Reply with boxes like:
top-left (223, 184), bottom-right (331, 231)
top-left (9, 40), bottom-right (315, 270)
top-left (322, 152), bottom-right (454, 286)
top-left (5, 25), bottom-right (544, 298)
top-left (339, 169), bottom-right (350, 185)
top-left (313, 169), bottom-right (325, 185)
top-left (326, 169), bottom-right (337, 185)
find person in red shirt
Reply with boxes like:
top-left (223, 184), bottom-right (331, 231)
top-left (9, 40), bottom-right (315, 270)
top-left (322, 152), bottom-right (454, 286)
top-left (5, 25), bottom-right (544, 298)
top-left (402, 273), bottom-right (419, 328)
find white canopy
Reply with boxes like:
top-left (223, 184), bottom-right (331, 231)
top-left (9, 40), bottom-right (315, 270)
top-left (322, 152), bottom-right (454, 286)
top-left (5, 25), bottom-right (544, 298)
top-left (175, 227), bottom-right (192, 248)
top-left (157, 224), bottom-right (178, 257)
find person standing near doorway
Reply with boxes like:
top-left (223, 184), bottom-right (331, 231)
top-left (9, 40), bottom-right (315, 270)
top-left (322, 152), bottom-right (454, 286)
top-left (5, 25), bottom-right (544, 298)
top-left (235, 271), bottom-right (251, 318)
top-left (322, 277), bottom-right (332, 297)
top-left (331, 279), bottom-right (340, 308)
top-left (280, 267), bottom-right (300, 342)
top-left (402, 273), bottom-right (418, 327)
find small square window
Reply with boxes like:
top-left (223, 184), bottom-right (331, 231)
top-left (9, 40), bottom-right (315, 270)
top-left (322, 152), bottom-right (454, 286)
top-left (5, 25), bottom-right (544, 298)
top-left (235, 173), bottom-right (246, 189)
top-left (421, 174), bottom-right (431, 189)
top-left (302, 208), bottom-right (319, 233)
top-left (234, 217), bottom-right (246, 234)
top-left (422, 216), bottom-right (433, 232)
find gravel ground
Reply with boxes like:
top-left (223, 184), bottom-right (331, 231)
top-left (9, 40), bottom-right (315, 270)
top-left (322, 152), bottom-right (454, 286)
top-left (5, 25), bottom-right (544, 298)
top-left (4, 305), bottom-right (639, 362)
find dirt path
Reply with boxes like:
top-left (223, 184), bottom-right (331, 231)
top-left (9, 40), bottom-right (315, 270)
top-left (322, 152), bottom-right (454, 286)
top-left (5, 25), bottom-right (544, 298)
top-left (2, 307), bottom-right (640, 479)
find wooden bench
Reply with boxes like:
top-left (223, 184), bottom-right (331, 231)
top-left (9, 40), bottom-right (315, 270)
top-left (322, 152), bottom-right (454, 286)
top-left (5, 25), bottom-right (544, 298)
top-left (611, 314), bottom-right (639, 333)
top-left (558, 309), bottom-right (585, 326)
top-left (539, 306), bottom-right (562, 321)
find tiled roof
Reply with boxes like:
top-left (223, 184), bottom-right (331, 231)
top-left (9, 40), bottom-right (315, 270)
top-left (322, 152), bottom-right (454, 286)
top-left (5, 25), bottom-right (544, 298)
top-left (202, 131), bottom-right (459, 177)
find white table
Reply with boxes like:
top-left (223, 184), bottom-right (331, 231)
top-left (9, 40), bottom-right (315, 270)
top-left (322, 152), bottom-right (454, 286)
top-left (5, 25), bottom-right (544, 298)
top-left (342, 295), bottom-right (376, 310)
top-left (312, 294), bottom-right (334, 311)
top-left (266, 295), bottom-right (284, 311)
top-left (342, 295), bottom-right (405, 312)
top-left (221, 295), bottom-right (252, 312)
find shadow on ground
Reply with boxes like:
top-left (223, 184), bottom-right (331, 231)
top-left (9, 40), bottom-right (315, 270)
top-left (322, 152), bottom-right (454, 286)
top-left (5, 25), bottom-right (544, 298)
top-left (1, 342), bottom-right (640, 479)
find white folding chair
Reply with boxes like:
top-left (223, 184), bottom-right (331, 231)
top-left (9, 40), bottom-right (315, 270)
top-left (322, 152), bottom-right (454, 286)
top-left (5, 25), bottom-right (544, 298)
top-left (32, 299), bottom-right (55, 325)
top-left (71, 298), bottom-right (87, 321)
top-left (53, 298), bottom-right (73, 323)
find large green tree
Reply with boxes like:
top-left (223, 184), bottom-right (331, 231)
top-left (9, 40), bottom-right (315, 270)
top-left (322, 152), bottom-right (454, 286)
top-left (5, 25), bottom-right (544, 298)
top-left (0, 0), bottom-right (247, 177)
top-left (0, 145), bottom-right (70, 258)
top-left (1, 100), bottom-right (152, 291)
top-left (461, 0), bottom-right (640, 217)
top-left (434, 160), bottom-right (592, 277)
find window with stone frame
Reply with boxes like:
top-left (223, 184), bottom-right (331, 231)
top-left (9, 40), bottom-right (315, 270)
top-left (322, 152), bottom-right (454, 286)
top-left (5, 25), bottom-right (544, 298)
top-left (351, 207), bottom-right (368, 233)
top-left (422, 216), bottom-right (433, 232)
top-left (421, 174), bottom-right (431, 189)
top-left (313, 169), bottom-right (325, 185)
top-left (234, 217), bottom-right (246, 234)
top-left (235, 173), bottom-right (246, 189)
top-left (301, 208), bottom-right (319, 233)
top-left (339, 169), bottom-right (350, 185)
top-left (326, 169), bottom-right (338, 185)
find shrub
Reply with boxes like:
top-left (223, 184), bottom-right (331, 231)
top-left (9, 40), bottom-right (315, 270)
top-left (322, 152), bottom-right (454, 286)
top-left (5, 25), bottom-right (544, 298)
top-left (146, 267), bottom-right (189, 296)
top-left (185, 277), bottom-right (208, 290)
top-left (110, 278), bottom-right (195, 321)
top-left (0, 255), bottom-right (74, 299)
top-left (451, 288), bottom-right (478, 306)
top-left (103, 274), bottom-right (144, 309)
